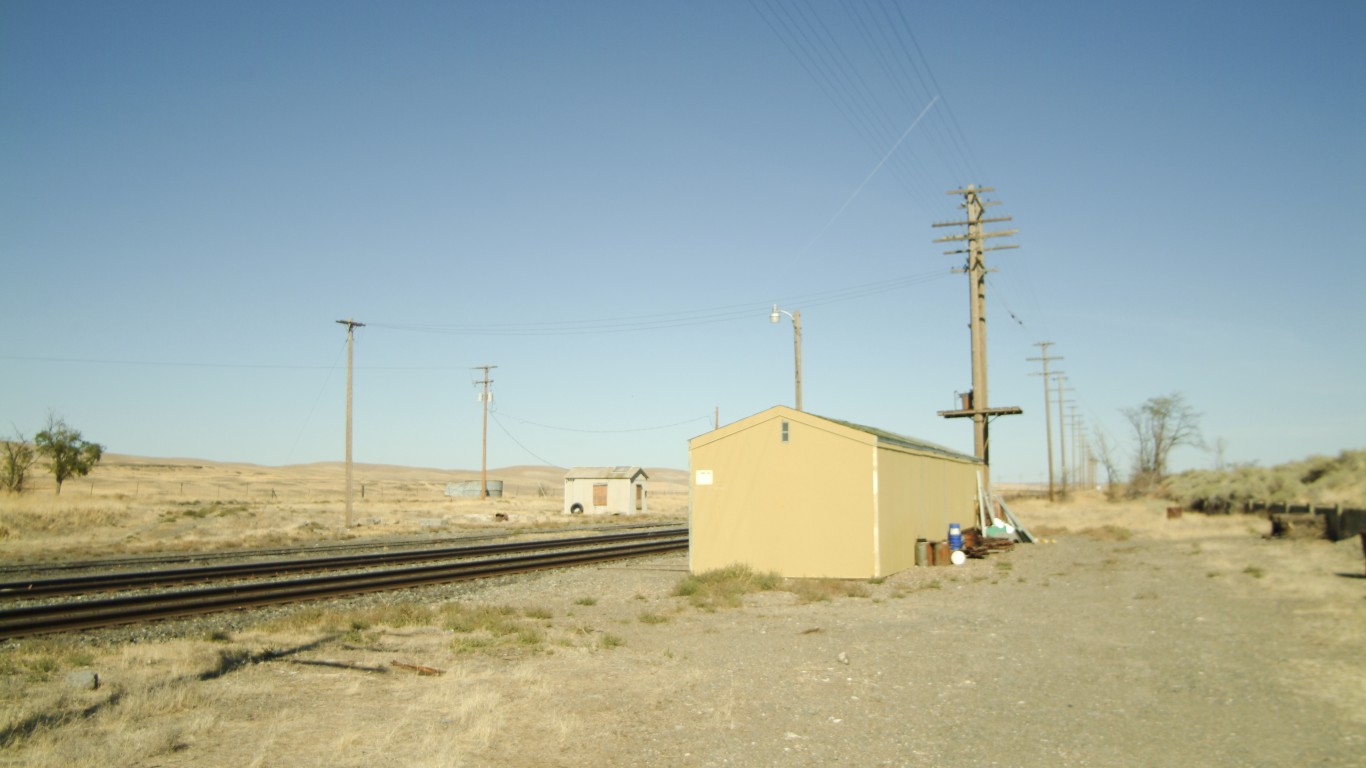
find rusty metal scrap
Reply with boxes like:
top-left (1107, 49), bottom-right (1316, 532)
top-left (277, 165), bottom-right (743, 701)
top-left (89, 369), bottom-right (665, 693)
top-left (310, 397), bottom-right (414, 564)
top-left (391, 660), bottom-right (446, 676)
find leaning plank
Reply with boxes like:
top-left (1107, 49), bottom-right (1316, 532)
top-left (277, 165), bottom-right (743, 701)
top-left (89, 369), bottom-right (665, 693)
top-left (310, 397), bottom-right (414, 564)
top-left (996, 496), bottom-right (1035, 544)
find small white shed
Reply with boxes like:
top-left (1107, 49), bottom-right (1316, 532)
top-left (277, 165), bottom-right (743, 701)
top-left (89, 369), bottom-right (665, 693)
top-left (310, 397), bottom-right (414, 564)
top-left (564, 466), bottom-right (649, 515)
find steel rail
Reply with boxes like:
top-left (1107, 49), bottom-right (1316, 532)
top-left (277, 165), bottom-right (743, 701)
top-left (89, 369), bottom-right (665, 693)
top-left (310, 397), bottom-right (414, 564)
top-left (0, 521), bottom-right (683, 577)
top-left (0, 527), bottom-right (688, 600)
top-left (0, 535), bottom-right (688, 639)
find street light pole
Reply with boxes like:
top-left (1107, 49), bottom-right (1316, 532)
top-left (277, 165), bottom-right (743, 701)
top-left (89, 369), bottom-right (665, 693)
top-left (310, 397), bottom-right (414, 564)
top-left (770, 305), bottom-right (802, 411)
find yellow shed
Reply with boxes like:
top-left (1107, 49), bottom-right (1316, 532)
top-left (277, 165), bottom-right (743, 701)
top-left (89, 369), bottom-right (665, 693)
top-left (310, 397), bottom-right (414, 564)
top-left (688, 406), bottom-right (983, 579)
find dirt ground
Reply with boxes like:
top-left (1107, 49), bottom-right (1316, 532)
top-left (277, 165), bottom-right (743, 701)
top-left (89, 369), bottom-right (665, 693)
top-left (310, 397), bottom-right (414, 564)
top-left (2, 498), bottom-right (1363, 767)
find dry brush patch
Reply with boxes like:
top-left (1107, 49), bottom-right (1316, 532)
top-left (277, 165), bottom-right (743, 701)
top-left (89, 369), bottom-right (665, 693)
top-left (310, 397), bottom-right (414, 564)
top-left (0, 457), bottom-right (688, 562)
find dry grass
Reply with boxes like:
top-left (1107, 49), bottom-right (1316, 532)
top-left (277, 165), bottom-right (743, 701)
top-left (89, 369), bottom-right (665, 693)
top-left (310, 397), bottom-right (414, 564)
top-left (0, 587), bottom-right (648, 767)
top-left (0, 454), bottom-right (688, 562)
top-left (672, 564), bottom-right (784, 611)
top-left (1008, 491), bottom-right (1268, 541)
top-left (0, 637), bottom-right (272, 765)
top-left (8, 456), bottom-right (1356, 765)
top-left (785, 578), bottom-right (872, 603)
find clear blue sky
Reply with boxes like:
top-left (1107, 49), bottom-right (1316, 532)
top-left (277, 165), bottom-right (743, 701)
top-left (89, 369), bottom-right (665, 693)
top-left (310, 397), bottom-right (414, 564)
top-left (3, 1), bottom-right (1363, 482)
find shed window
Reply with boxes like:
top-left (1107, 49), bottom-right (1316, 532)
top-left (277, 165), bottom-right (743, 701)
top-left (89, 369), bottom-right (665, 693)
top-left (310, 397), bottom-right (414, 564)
top-left (781, 421), bottom-right (789, 443)
top-left (593, 483), bottom-right (608, 506)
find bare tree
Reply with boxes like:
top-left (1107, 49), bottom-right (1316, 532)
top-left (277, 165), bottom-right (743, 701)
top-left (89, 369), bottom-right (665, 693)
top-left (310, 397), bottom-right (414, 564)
top-left (1, 429), bottom-right (37, 493)
top-left (1091, 430), bottom-right (1123, 501)
top-left (1211, 436), bottom-right (1228, 471)
top-left (1122, 393), bottom-right (1202, 492)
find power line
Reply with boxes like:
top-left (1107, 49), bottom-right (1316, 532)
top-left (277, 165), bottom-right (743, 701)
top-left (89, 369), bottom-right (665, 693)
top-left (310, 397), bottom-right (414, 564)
top-left (799, 95), bottom-right (940, 254)
top-left (489, 414), bottom-right (560, 468)
top-left (0, 355), bottom-right (459, 371)
top-left (285, 337), bottom-right (348, 464)
top-left (498, 411), bottom-right (713, 435)
top-left (368, 268), bottom-right (953, 336)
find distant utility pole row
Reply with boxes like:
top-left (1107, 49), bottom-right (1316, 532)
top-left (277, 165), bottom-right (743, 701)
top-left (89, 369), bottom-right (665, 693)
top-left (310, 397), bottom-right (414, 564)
top-left (333, 319), bottom-right (499, 527)
top-left (1028, 340), bottom-right (1101, 499)
top-left (1027, 341), bottom-right (1061, 501)
top-left (933, 185), bottom-right (1021, 489)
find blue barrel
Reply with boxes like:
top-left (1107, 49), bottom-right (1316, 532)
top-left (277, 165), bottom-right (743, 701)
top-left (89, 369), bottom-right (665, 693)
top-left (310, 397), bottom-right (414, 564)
top-left (948, 523), bottom-right (963, 551)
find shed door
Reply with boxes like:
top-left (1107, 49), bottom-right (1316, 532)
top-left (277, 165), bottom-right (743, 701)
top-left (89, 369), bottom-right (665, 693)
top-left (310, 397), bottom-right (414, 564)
top-left (593, 483), bottom-right (608, 507)
top-left (635, 484), bottom-right (643, 511)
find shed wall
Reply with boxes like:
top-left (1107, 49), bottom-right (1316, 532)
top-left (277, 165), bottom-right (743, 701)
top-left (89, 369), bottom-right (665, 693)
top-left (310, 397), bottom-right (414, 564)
top-left (564, 476), bottom-right (646, 515)
top-left (689, 413), bottom-right (875, 578)
top-left (874, 446), bottom-right (981, 575)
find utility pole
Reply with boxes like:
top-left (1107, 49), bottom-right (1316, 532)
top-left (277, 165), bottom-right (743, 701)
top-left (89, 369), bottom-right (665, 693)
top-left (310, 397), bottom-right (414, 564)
top-left (1055, 375), bottom-right (1069, 497)
top-left (1076, 412), bottom-right (1087, 483)
top-left (473, 365), bottom-right (497, 499)
top-left (1027, 342), bottom-right (1062, 502)
top-left (335, 318), bottom-right (365, 527)
top-left (1069, 413), bottom-right (1085, 490)
top-left (933, 185), bottom-right (1021, 489)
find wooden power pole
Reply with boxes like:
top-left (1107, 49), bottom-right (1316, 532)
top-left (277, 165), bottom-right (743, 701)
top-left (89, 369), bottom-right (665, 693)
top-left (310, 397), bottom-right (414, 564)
top-left (336, 318), bottom-right (365, 527)
top-left (1028, 342), bottom-right (1062, 502)
top-left (473, 365), bottom-right (497, 499)
top-left (933, 185), bottom-right (1022, 489)
top-left (1056, 377), bottom-right (1073, 497)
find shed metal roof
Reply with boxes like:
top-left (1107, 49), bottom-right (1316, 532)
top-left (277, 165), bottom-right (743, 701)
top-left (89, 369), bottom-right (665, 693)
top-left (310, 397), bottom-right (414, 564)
top-left (819, 415), bottom-right (980, 463)
top-left (564, 466), bottom-right (648, 480)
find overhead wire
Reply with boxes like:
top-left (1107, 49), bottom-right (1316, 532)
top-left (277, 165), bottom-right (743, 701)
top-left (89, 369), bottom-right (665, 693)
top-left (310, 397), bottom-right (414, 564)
top-left (842, 0), bottom-right (961, 184)
top-left (367, 268), bottom-right (954, 336)
top-left (748, 0), bottom-right (937, 209)
top-left (885, 0), bottom-right (987, 181)
top-left (799, 95), bottom-right (940, 254)
top-left (497, 411), bottom-right (713, 435)
top-left (285, 337), bottom-right (347, 463)
top-left (858, 0), bottom-right (969, 182)
top-left (489, 413), bottom-right (560, 468)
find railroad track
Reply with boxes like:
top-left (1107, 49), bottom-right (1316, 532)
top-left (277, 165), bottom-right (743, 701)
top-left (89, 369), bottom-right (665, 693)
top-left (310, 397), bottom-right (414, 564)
top-left (0, 529), bottom-right (689, 639)
top-left (0, 520), bottom-right (683, 577)
top-left (0, 527), bottom-right (688, 600)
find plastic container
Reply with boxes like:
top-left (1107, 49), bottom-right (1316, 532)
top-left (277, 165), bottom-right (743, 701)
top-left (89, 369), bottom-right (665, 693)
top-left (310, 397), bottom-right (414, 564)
top-left (948, 523), bottom-right (963, 551)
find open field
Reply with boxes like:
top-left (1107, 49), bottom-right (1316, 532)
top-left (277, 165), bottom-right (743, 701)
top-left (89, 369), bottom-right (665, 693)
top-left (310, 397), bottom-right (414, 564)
top-left (1, 462), bottom-right (1363, 766)
top-left (0, 456), bottom-right (688, 563)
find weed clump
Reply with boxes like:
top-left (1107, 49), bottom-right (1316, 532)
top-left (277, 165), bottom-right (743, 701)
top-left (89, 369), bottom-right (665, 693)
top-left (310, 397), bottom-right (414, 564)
top-left (673, 564), bottom-right (783, 611)
top-left (786, 579), bottom-right (871, 604)
top-left (441, 604), bottom-right (545, 656)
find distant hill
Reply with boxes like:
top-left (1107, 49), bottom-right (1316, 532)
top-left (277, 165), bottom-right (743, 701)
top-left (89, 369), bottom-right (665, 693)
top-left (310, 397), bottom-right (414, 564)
top-left (23, 455), bottom-right (688, 497)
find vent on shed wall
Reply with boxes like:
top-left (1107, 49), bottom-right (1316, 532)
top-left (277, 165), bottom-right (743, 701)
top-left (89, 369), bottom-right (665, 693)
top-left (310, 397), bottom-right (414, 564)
top-left (781, 421), bottom-right (790, 443)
